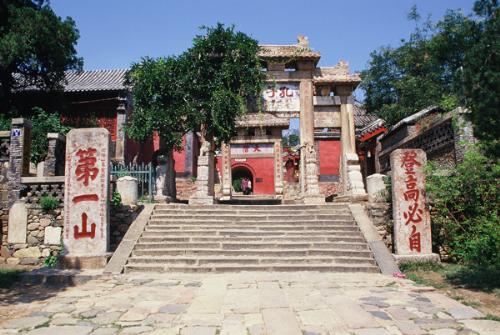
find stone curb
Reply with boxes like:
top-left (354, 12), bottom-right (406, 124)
top-left (349, 203), bottom-right (400, 275)
top-left (20, 268), bottom-right (101, 286)
top-left (104, 204), bottom-right (155, 275)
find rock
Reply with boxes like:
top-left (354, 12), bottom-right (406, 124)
top-left (0, 246), bottom-right (11, 258)
top-left (27, 236), bottom-right (39, 244)
top-left (40, 218), bottom-right (52, 227)
top-left (19, 257), bottom-right (39, 265)
top-left (44, 226), bottom-right (62, 245)
top-left (28, 222), bottom-right (40, 231)
top-left (42, 249), bottom-right (51, 257)
top-left (6, 257), bottom-right (20, 265)
top-left (13, 246), bottom-right (42, 258)
top-left (3, 316), bottom-right (50, 329)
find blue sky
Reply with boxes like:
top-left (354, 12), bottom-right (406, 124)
top-left (52, 0), bottom-right (475, 100)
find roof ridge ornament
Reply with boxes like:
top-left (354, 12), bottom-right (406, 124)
top-left (297, 35), bottom-right (309, 48)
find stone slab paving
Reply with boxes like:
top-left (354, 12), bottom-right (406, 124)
top-left (0, 272), bottom-right (498, 335)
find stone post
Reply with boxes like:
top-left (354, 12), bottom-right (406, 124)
top-left (274, 140), bottom-right (283, 197)
top-left (366, 173), bottom-right (387, 203)
top-left (7, 118), bottom-right (32, 207)
top-left (62, 128), bottom-right (110, 268)
top-left (114, 98), bottom-right (127, 163)
top-left (299, 80), bottom-right (324, 204)
top-left (189, 132), bottom-right (215, 205)
top-left (116, 176), bottom-right (138, 206)
top-left (154, 151), bottom-right (176, 203)
top-left (338, 94), bottom-right (367, 200)
top-left (44, 133), bottom-right (66, 176)
top-left (390, 149), bottom-right (439, 264)
top-left (220, 142), bottom-right (232, 200)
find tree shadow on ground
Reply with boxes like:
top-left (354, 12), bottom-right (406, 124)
top-left (445, 265), bottom-right (500, 292)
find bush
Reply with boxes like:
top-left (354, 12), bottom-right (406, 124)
top-left (232, 178), bottom-right (242, 193)
top-left (426, 148), bottom-right (500, 267)
top-left (39, 196), bottom-right (60, 213)
top-left (111, 191), bottom-right (122, 207)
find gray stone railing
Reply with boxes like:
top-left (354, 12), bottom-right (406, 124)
top-left (20, 176), bottom-right (65, 204)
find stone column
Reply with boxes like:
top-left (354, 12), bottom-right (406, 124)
top-left (299, 80), bottom-right (324, 204)
top-left (220, 142), bottom-right (232, 200)
top-left (7, 118), bottom-right (32, 207)
top-left (274, 140), bottom-right (283, 197)
top-left (189, 132), bottom-right (215, 205)
top-left (338, 94), bottom-right (367, 200)
top-left (154, 151), bottom-right (176, 203)
top-left (44, 133), bottom-right (66, 176)
top-left (114, 98), bottom-right (127, 163)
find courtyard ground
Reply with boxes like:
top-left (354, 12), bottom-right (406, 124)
top-left (0, 271), bottom-right (499, 335)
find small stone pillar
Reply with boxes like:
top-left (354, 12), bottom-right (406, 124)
top-left (390, 149), bottom-right (439, 263)
top-left (44, 133), bottom-right (66, 176)
top-left (7, 201), bottom-right (27, 244)
top-left (116, 176), bottom-right (138, 206)
top-left (63, 128), bottom-right (110, 268)
top-left (189, 134), bottom-right (215, 205)
top-left (274, 140), bottom-right (283, 197)
top-left (154, 152), bottom-right (176, 203)
top-left (366, 173), bottom-right (387, 203)
top-left (114, 97), bottom-right (127, 164)
top-left (7, 118), bottom-right (32, 207)
top-left (220, 142), bottom-right (232, 200)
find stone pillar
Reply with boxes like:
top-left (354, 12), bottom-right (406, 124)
top-left (338, 94), bottom-right (367, 200)
top-left (274, 140), bottom-right (283, 197)
top-left (220, 142), bottom-right (232, 200)
top-left (116, 176), bottom-right (138, 206)
top-left (154, 151), bottom-right (176, 203)
top-left (366, 173), bottom-right (387, 203)
top-left (63, 128), bottom-right (110, 268)
top-left (189, 133), bottom-right (215, 205)
top-left (184, 132), bottom-right (195, 176)
top-left (299, 80), bottom-right (324, 204)
top-left (390, 149), bottom-right (439, 263)
top-left (44, 133), bottom-right (66, 176)
top-left (114, 98), bottom-right (127, 163)
top-left (7, 118), bottom-right (32, 207)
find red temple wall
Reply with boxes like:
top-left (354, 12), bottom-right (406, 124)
top-left (318, 139), bottom-right (341, 175)
top-left (216, 157), bottom-right (276, 195)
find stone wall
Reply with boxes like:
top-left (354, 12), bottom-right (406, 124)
top-left (176, 178), bottom-right (197, 201)
top-left (365, 202), bottom-right (393, 251)
top-left (1, 204), bottom-right (63, 266)
top-left (319, 182), bottom-right (338, 201)
top-left (110, 204), bottom-right (143, 251)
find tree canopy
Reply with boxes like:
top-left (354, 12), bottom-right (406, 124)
top-left (0, 0), bottom-right (83, 113)
top-left (361, 0), bottom-right (499, 156)
top-left (125, 23), bottom-right (263, 149)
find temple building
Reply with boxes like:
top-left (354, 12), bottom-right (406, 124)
top-left (13, 36), bottom-right (386, 202)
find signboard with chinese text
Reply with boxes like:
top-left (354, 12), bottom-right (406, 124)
top-left (390, 149), bottom-right (432, 255)
top-left (263, 83), bottom-right (300, 112)
top-left (231, 143), bottom-right (274, 156)
top-left (63, 128), bottom-right (110, 256)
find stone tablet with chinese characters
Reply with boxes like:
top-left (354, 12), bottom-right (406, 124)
top-left (390, 149), bottom-right (432, 255)
top-left (63, 128), bottom-right (110, 256)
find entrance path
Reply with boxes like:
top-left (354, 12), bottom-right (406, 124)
top-left (1, 272), bottom-right (498, 335)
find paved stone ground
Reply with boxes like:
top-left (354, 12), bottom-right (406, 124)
top-left (0, 272), bottom-right (499, 335)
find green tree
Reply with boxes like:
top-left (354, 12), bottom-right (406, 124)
top-left (29, 107), bottom-right (71, 164)
top-left (126, 23), bottom-right (263, 147)
top-left (461, 0), bottom-right (500, 156)
top-left (0, 0), bottom-right (82, 113)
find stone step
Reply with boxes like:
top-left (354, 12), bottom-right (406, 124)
top-left (154, 204), bottom-right (350, 210)
top-left (132, 248), bottom-right (374, 258)
top-left (149, 214), bottom-right (353, 221)
top-left (147, 220), bottom-right (356, 227)
top-left (138, 235), bottom-right (366, 243)
top-left (127, 256), bottom-right (377, 266)
top-left (142, 229), bottom-right (360, 237)
top-left (152, 209), bottom-right (352, 216)
top-left (144, 225), bottom-right (360, 232)
top-left (134, 241), bottom-right (369, 251)
top-left (124, 263), bottom-right (379, 273)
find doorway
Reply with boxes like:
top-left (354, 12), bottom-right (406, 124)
top-left (232, 166), bottom-right (254, 195)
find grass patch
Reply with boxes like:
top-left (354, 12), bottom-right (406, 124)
top-left (445, 265), bottom-right (500, 292)
top-left (482, 314), bottom-right (500, 322)
top-left (0, 269), bottom-right (23, 288)
top-left (400, 261), bottom-right (445, 273)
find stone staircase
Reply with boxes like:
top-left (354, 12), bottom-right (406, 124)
top-left (124, 204), bottom-right (380, 273)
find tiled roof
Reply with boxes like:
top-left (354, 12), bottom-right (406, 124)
top-left (314, 63), bottom-right (361, 84)
top-left (354, 104), bottom-right (379, 128)
top-left (236, 113), bottom-right (290, 128)
top-left (63, 69), bottom-right (128, 92)
top-left (258, 44), bottom-right (321, 61)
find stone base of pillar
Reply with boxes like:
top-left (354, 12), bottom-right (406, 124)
top-left (335, 194), bottom-right (368, 203)
top-left (303, 194), bottom-right (325, 204)
top-left (61, 254), bottom-right (111, 269)
top-left (154, 195), bottom-right (174, 203)
top-left (188, 195), bottom-right (215, 205)
top-left (393, 253), bottom-right (440, 265)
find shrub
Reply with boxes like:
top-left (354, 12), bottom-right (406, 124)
top-left (39, 196), bottom-right (60, 212)
top-left (43, 255), bottom-right (59, 268)
top-left (111, 191), bottom-right (122, 207)
top-left (232, 178), bottom-right (242, 192)
top-left (426, 148), bottom-right (500, 267)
